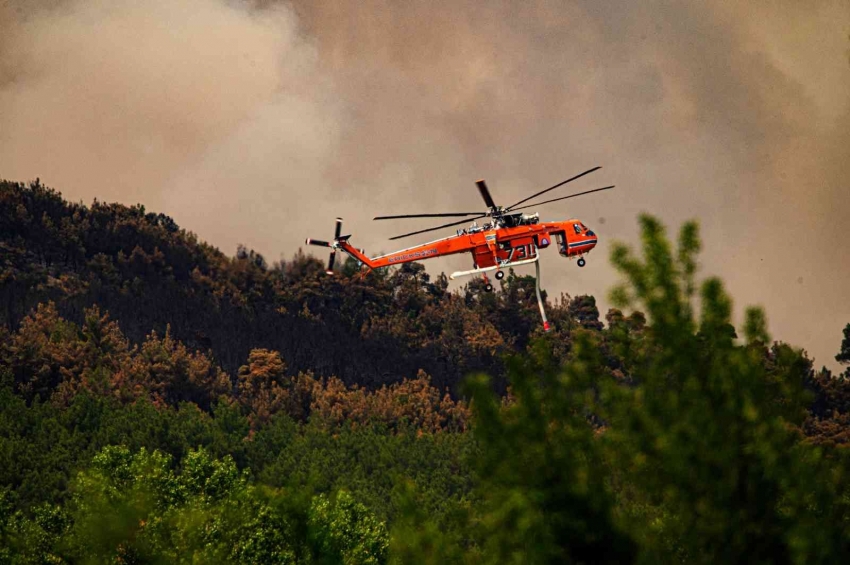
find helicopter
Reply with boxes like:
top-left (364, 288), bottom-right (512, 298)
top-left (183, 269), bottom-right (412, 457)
top-left (306, 166), bottom-right (613, 331)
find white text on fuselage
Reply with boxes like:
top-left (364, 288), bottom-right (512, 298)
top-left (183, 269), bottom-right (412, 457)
top-left (388, 248), bottom-right (439, 263)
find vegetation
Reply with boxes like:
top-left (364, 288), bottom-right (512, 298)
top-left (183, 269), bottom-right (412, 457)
top-left (2, 179), bottom-right (850, 562)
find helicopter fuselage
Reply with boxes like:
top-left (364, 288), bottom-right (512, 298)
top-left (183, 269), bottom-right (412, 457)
top-left (306, 166), bottom-right (610, 323)
top-left (337, 218), bottom-right (598, 275)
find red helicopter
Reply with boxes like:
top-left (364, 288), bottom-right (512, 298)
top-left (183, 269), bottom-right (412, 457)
top-left (306, 166), bottom-right (613, 331)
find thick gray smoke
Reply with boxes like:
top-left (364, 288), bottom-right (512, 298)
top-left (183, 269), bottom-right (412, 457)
top-left (1, 0), bottom-right (848, 369)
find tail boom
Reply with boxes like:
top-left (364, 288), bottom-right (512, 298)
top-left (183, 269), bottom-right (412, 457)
top-left (336, 240), bottom-right (375, 269)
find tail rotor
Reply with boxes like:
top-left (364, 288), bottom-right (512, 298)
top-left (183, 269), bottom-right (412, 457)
top-left (306, 217), bottom-right (344, 275)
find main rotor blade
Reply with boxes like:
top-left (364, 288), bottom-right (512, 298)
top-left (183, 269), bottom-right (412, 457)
top-left (374, 212), bottom-right (483, 220)
top-left (389, 215), bottom-right (487, 241)
top-left (506, 166), bottom-right (601, 211)
top-left (509, 185), bottom-right (615, 212)
top-left (476, 180), bottom-right (497, 209)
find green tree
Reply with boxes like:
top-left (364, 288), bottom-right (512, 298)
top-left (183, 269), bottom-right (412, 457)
top-left (462, 344), bottom-right (636, 564)
top-left (602, 215), bottom-right (850, 564)
top-left (308, 490), bottom-right (389, 565)
top-left (3, 445), bottom-right (391, 564)
top-left (567, 295), bottom-right (604, 331)
top-left (836, 323), bottom-right (850, 369)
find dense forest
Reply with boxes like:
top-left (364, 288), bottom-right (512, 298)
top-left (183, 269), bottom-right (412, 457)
top-left (1, 178), bottom-right (850, 563)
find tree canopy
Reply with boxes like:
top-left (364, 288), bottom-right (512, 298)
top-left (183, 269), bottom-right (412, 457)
top-left (2, 179), bottom-right (850, 562)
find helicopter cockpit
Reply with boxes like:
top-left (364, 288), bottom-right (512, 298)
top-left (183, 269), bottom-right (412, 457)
top-left (571, 222), bottom-right (596, 237)
top-left (553, 222), bottom-right (597, 258)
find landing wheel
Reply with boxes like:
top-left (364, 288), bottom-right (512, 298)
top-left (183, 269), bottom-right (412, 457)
top-left (484, 283), bottom-right (494, 293)
top-left (577, 257), bottom-right (586, 268)
top-left (495, 270), bottom-right (505, 280)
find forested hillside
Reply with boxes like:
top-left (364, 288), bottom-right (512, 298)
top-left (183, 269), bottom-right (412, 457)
top-left (0, 179), bottom-right (592, 391)
top-left (2, 178), bottom-right (850, 563)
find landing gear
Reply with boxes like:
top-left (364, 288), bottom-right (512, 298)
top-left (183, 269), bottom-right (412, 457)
top-left (495, 270), bottom-right (505, 280)
top-left (482, 272), bottom-right (494, 293)
top-left (577, 257), bottom-right (586, 268)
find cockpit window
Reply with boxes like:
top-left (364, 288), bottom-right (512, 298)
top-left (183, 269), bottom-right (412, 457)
top-left (573, 224), bottom-right (582, 235)
top-left (586, 230), bottom-right (595, 237)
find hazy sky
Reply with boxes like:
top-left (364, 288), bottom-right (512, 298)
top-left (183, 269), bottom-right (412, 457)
top-left (1, 0), bottom-right (848, 370)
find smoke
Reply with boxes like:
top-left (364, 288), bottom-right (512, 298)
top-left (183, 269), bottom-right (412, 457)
top-left (0, 0), bottom-right (337, 208)
top-left (1, 0), bottom-right (848, 369)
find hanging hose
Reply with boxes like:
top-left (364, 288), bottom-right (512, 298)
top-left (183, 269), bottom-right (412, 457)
top-left (534, 249), bottom-right (551, 332)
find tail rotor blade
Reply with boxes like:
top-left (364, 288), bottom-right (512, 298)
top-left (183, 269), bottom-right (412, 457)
top-left (306, 238), bottom-right (331, 247)
top-left (327, 251), bottom-right (336, 274)
top-left (476, 180), bottom-right (497, 209)
top-left (334, 217), bottom-right (343, 239)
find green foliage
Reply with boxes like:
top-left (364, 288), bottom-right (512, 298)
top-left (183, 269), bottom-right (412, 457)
top-left (3, 180), bottom-right (850, 564)
top-left (743, 306), bottom-right (771, 344)
top-left (567, 295), bottom-right (604, 331)
top-left (2, 446), bottom-right (389, 564)
top-left (308, 491), bottom-right (389, 565)
top-left (385, 215), bottom-right (850, 563)
top-left (387, 479), bottom-right (475, 565)
top-left (0, 379), bottom-right (475, 533)
top-left (837, 323), bottom-right (850, 366)
top-left (462, 343), bottom-right (636, 564)
top-left (252, 417), bottom-right (477, 527)
top-left (602, 215), bottom-right (850, 564)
